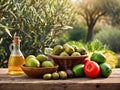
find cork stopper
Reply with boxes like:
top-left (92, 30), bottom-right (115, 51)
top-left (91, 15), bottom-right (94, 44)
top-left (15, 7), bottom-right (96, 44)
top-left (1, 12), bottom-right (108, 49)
top-left (13, 36), bottom-right (20, 44)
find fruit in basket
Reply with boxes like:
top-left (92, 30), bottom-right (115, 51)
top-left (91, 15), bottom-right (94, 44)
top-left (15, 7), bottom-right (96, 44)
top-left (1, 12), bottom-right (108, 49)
top-left (42, 61), bottom-right (54, 67)
top-left (52, 44), bottom-right (88, 56)
top-left (72, 64), bottom-right (84, 77)
top-left (36, 54), bottom-right (48, 62)
top-left (53, 45), bottom-right (64, 55)
top-left (71, 52), bottom-right (81, 56)
top-left (72, 45), bottom-right (79, 52)
top-left (43, 73), bottom-right (52, 80)
top-left (77, 47), bottom-right (87, 55)
top-left (84, 61), bottom-right (100, 78)
top-left (58, 71), bottom-right (67, 79)
top-left (100, 63), bottom-right (112, 78)
top-left (52, 72), bottom-right (59, 79)
top-left (90, 52), bottom-right (106, 64)
top-left (65, 46), bottom-right (75, 55)
top-left (25, 57), bottom-right (40, 67)
top-left (60, 51), bottom-right (69, 56)
top-left (63, 43), bottom-right (70, 49)
top-left (26, 55), bottom-right (36, 60)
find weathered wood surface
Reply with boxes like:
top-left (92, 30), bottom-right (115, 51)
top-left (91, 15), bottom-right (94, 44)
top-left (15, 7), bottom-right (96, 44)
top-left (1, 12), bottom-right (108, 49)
top-left (0, 68), bottom-right (120, 90)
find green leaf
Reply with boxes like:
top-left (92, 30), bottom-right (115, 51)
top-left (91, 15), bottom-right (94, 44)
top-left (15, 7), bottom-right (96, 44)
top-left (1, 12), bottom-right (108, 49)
top-left (0, 24), bottom-right (12, 37)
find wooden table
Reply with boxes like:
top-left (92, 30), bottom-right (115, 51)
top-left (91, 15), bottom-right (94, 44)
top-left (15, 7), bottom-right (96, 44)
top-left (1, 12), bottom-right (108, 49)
top-left (0, 68), bottom-right (120, 90)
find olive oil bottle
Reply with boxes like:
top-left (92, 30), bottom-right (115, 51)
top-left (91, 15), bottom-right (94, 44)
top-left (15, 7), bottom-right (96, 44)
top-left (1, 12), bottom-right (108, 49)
top-left (8, 36), bottom-right (25, 75)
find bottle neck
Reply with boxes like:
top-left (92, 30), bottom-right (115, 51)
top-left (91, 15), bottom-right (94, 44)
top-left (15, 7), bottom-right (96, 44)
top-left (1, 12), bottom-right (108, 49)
top-left (13, 42), bottom-right (20, 51)
top-left (9, 36), bottom-right (23, 56)
top-left (10, 41), bottom-right (23, 56)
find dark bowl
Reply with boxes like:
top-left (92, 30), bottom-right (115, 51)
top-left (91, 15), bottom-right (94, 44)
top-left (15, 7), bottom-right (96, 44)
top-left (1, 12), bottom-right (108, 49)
top-left (21, 64), bottom-right (59, 78)
top-left (49, 55), bottom-right (88, 70)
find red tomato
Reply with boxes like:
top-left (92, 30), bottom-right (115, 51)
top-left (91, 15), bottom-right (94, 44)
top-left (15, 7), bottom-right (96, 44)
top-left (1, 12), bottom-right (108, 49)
top-left (84, 58), bottom-right (90, 64)
top-left (84, 61), bottom-right (100, 78)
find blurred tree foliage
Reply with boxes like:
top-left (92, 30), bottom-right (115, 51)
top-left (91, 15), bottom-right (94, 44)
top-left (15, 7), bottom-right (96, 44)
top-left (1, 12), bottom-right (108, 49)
top-left (94, 27), bottom-right (120, 53)
top-left (58, 23), bottom-right (87, 44)
top-left (75, 0), bottom-right (120, 42)
top-left (0, 0), bottom-right (75, 67)
top-left (101, 0), bottom-right (120, 28)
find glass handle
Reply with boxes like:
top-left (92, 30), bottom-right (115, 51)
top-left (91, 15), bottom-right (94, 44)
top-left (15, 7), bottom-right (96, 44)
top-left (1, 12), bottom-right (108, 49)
top-left (9, 43), bottom-right (13, 52)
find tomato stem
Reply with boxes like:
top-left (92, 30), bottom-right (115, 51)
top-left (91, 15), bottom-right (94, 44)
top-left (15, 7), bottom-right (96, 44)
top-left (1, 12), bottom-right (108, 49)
top-left (87, 65), bottom-right (92, 70)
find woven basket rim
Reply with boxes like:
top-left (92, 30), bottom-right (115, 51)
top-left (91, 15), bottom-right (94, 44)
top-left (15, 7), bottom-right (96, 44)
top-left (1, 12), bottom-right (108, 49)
top-left (21, 64), bottom-right (59, 70)
top-left (49, 54), bottom-right (88, 59)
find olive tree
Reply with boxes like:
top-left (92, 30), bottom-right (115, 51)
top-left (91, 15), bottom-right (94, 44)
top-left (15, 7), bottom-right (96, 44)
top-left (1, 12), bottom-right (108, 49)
top-left (0, 0), bottom-right (75, 67)
top-left (76, 0), bottom-right (106, 42)
top-left (76, 0), bottom-right (120, 42)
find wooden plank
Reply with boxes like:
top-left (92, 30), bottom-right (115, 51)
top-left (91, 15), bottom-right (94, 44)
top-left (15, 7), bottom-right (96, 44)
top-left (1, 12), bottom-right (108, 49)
top-left (0, 83), bottom-right (120, 90)
top-left (0, 68), bottom-right (120, 90)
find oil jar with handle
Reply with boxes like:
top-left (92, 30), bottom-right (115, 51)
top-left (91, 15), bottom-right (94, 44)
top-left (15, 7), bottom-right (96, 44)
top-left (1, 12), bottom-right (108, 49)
top-left (8, 36), bottom-right (25, 75)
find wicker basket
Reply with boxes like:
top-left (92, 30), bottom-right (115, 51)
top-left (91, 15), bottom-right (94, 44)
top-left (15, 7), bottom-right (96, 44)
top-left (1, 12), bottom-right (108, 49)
top-left (49, 55), bottom-right (88, 70)
top-left (21, 64), bottom-right (58, 78)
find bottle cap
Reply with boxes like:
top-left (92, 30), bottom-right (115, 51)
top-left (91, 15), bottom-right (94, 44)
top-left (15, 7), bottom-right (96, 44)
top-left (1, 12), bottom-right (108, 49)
top-left (13, 36), bottom-right (20, 44)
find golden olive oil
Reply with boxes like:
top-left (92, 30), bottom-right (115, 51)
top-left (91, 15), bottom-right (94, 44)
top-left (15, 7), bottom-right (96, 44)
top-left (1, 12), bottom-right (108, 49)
top-left (8, 55), bottom-right (25, 75)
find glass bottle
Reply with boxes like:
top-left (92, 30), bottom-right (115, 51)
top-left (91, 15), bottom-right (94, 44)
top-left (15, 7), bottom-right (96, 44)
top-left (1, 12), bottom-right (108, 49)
top-left (8, 36), bottom-right (25, 75)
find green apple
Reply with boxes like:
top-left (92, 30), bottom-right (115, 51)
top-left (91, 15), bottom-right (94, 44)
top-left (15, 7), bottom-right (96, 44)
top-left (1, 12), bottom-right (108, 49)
top-left (25, 58), bottom-right (40, 67)
top-left (26, 55), bottom-right (36, 60)
top-left (36, 54), bottom-right (48, 62)
top-left (71, 52), bottom-right (81, 56)
top-left (60, 52), bottom-right (69, 56)
top-left (53, 45), bottom-right (64, 55)
top-left (65, 46), bottom-right (75, 55)
top-left (77, 47), bottom-right (87, 55)
top-left (42, 61), bottom-right (54, 67)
